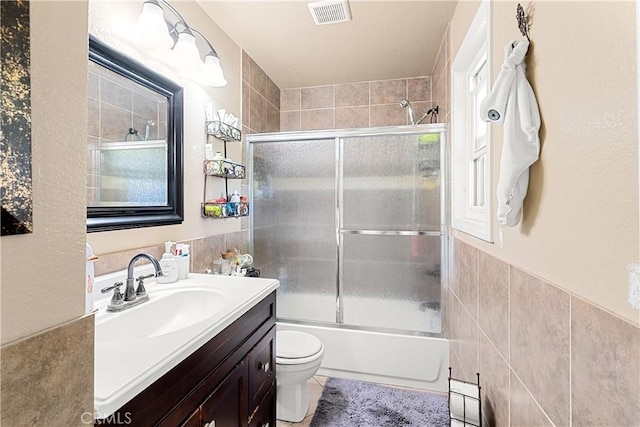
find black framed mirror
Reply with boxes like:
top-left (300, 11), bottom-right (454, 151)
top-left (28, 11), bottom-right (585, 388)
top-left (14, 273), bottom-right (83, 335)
top-left (87, 35), bottom-right (183, 232)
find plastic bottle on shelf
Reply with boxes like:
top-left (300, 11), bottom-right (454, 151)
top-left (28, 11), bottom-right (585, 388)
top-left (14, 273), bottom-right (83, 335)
top-left (157, 241), bottom-right (179, 284)
top-left (229, 190), bottom-right (241, 216)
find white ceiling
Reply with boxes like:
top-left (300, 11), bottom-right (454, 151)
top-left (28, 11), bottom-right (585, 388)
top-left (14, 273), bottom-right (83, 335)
top-left (197, 0), bottom-right (458, 89)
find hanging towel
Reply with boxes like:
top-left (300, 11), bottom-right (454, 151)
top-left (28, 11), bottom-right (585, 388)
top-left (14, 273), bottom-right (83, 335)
top-left (480, 39), bottom-right (540, 227)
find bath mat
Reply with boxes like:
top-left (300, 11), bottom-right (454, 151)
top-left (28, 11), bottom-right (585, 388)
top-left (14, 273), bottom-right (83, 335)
top-left (310, 377), bottom-right (449, 427)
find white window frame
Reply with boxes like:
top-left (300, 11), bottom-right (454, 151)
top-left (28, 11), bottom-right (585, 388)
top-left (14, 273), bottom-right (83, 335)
top-left (451, 0), bottom-right (493, 242)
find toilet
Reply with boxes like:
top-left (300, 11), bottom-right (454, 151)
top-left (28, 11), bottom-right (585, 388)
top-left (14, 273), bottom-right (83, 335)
top-left (276, 330), bottom-right (325, 422)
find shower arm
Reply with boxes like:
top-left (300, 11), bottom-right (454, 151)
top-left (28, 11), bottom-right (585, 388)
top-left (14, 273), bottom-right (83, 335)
top-left (416, 106), bottom-right (439, 125)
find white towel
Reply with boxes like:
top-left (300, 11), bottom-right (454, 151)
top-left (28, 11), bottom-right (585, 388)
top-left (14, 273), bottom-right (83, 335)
top-left (480, 39), bottom-right (540, 227)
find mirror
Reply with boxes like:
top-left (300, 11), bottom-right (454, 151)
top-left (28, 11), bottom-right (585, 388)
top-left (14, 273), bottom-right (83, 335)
top-left (87, 35), bottom-right (184, 232)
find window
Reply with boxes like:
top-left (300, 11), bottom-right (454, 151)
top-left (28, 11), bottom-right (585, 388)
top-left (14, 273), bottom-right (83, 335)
top-left (451, 0), bottom-right (492, 242)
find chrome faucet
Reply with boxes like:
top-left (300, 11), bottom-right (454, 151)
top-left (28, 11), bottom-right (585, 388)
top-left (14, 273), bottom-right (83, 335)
top-left (101, 253), bottom-right (164, 312)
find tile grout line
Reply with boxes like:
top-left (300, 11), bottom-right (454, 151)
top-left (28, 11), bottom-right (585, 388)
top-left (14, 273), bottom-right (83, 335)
top-left (569, 295), bottom-right (572, 427)
top-left (510, 367), bottom-right (557, 427)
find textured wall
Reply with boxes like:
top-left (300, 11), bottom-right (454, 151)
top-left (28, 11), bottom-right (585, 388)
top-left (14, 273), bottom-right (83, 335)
top-left (0, 2), bottom-right (95, 424)
top-left (450, 1), bottom-right (639, 324)
top-left (446, 1), bottom-right (640, 425)
top-left (1, 0), bottom-right (89, 344)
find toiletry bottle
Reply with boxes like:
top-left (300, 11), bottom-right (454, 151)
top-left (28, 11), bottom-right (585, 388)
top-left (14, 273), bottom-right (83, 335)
top-left (86, 243), bottom-right (96, 314)
top-left (157, 241), bottom-right (179, 284)
top-left (180, 244), bottom-right (190, 280)
top-left (229, 190), bottom-right (241, 216)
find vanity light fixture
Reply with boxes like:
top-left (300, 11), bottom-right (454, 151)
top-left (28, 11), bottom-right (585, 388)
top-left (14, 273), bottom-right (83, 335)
top-left (134, 0), bottom-right (173, 49)
top-left (192, 28), bottom-right (227, 87)
top-left (134, 0), bottom-right (227, 87)
top-left (172, 27), bottom-right (202, 75)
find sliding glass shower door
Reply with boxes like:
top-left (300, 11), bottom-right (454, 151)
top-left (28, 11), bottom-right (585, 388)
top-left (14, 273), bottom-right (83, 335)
top-left (340, 133), bottom-right (442, 333)
top-left (251, 139), bottom-right (338, 323)
top-left (250, 126), bottom-right (444, 335)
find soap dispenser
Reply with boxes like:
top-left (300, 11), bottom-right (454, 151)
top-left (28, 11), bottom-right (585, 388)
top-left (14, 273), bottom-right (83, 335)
top-left (157, 241), bottom-right (179, 284)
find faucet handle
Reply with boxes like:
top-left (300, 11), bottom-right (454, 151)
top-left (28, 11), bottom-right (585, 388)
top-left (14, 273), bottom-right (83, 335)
top-left (101, 282), bottom-right (124, 309)
top-left (135, 274), bottom-right (153, 297)
top-left (101, 282), bottom-right (123, 294)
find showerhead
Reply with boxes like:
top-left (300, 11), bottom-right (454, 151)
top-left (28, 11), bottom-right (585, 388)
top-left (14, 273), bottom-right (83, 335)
top-left (144, 120), bottom-right (157, 141)
top-left (400, 99), bottom-right (415, 125)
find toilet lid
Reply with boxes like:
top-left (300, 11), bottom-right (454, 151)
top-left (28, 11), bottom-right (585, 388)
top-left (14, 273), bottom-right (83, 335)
top-left (277, 331), bottom-right (322, 359)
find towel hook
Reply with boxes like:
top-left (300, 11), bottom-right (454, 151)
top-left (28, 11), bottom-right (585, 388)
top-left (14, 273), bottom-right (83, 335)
top-left (516, 3), bottom-right (530, 42)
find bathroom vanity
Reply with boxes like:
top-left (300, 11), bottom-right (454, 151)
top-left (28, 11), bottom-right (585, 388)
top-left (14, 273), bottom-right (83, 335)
top-left (94, 275), bottom-right (278, 426)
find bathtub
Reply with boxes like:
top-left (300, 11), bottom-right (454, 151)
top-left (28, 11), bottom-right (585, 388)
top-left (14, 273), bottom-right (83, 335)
top-left (276, 322), bottom-right (449, 393)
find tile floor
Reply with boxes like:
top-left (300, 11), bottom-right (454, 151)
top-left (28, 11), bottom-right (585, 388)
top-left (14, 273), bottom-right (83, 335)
top-left (276, 375), bottom-right (327, 427)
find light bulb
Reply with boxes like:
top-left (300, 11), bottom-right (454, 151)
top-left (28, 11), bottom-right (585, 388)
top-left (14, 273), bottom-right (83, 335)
top-left (201, 54), bottom-right (227, 87)
top-left (134, 1), bottom-right (173, 50)
top-left (172, 30), bottom-right (203, 77)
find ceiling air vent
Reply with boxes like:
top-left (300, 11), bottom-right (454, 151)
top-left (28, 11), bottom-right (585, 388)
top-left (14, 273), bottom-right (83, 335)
top-left (307, 0), bottom-right (351, 26)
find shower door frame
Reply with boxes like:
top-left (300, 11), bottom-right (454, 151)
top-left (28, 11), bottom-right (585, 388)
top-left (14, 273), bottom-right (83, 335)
top-left (247, 124), bottom-right (449, 339)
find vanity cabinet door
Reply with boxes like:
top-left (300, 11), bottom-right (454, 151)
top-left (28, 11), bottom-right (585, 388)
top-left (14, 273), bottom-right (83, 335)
top-left (200, 361), bottom-right (248, 427)
top-left (249, 383), bottom-right (276, 427)
top-left (181, 408), bottom-right (201, 427)
top-left (248, 326), bottom-right (276, 413)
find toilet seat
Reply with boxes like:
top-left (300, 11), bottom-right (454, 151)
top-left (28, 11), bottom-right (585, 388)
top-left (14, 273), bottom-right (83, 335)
top-left (276, 331), bottom-right (323, 365)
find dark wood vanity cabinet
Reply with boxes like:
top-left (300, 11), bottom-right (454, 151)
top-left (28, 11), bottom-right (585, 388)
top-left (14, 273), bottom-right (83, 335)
top-left (96, 291), bottom-right (276, 427)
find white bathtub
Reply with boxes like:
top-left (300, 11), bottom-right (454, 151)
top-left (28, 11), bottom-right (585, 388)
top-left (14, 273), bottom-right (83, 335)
top-left (276, 322), bottom-right (449, 393)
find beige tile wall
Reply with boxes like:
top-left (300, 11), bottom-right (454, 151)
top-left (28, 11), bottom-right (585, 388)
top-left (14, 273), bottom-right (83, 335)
top-left (1, 315), bottom-right (94, 426)
top-left (280, 76), bottom-right (436, 131)
top-left (92, 230), bottom-right (250, 277)
top-left (449, 238), bottom-right (640, 426)
top-left (430, 22), bottom-right (450, 125)
top-left (242, 50), bottom-right (280, 136)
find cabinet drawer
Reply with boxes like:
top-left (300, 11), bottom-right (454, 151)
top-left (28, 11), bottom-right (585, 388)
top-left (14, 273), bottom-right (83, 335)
top-left (249, 382), bottom-right (276, 427)
top-left (200, 361), bottom-right (248, 427)
top-left (248, 325), bottom-right (276, 412)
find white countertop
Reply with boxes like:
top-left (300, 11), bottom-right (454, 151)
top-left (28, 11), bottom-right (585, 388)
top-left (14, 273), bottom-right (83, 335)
top-left (93, 274), bottom-right (279, 418)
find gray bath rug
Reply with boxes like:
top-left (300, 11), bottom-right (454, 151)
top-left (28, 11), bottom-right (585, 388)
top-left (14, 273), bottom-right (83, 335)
top-left (309, 377), bottom-right (448, 427)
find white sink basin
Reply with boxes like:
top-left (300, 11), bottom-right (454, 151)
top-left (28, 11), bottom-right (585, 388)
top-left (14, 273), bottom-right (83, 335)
top-left (95, 287), bottom-right (229, 344)
top-left (94, 274), bottom-right (279, 418)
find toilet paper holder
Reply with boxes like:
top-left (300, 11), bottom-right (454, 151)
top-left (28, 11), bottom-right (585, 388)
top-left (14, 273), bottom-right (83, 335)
top-left (448, 367), bottom-right (482, 427)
